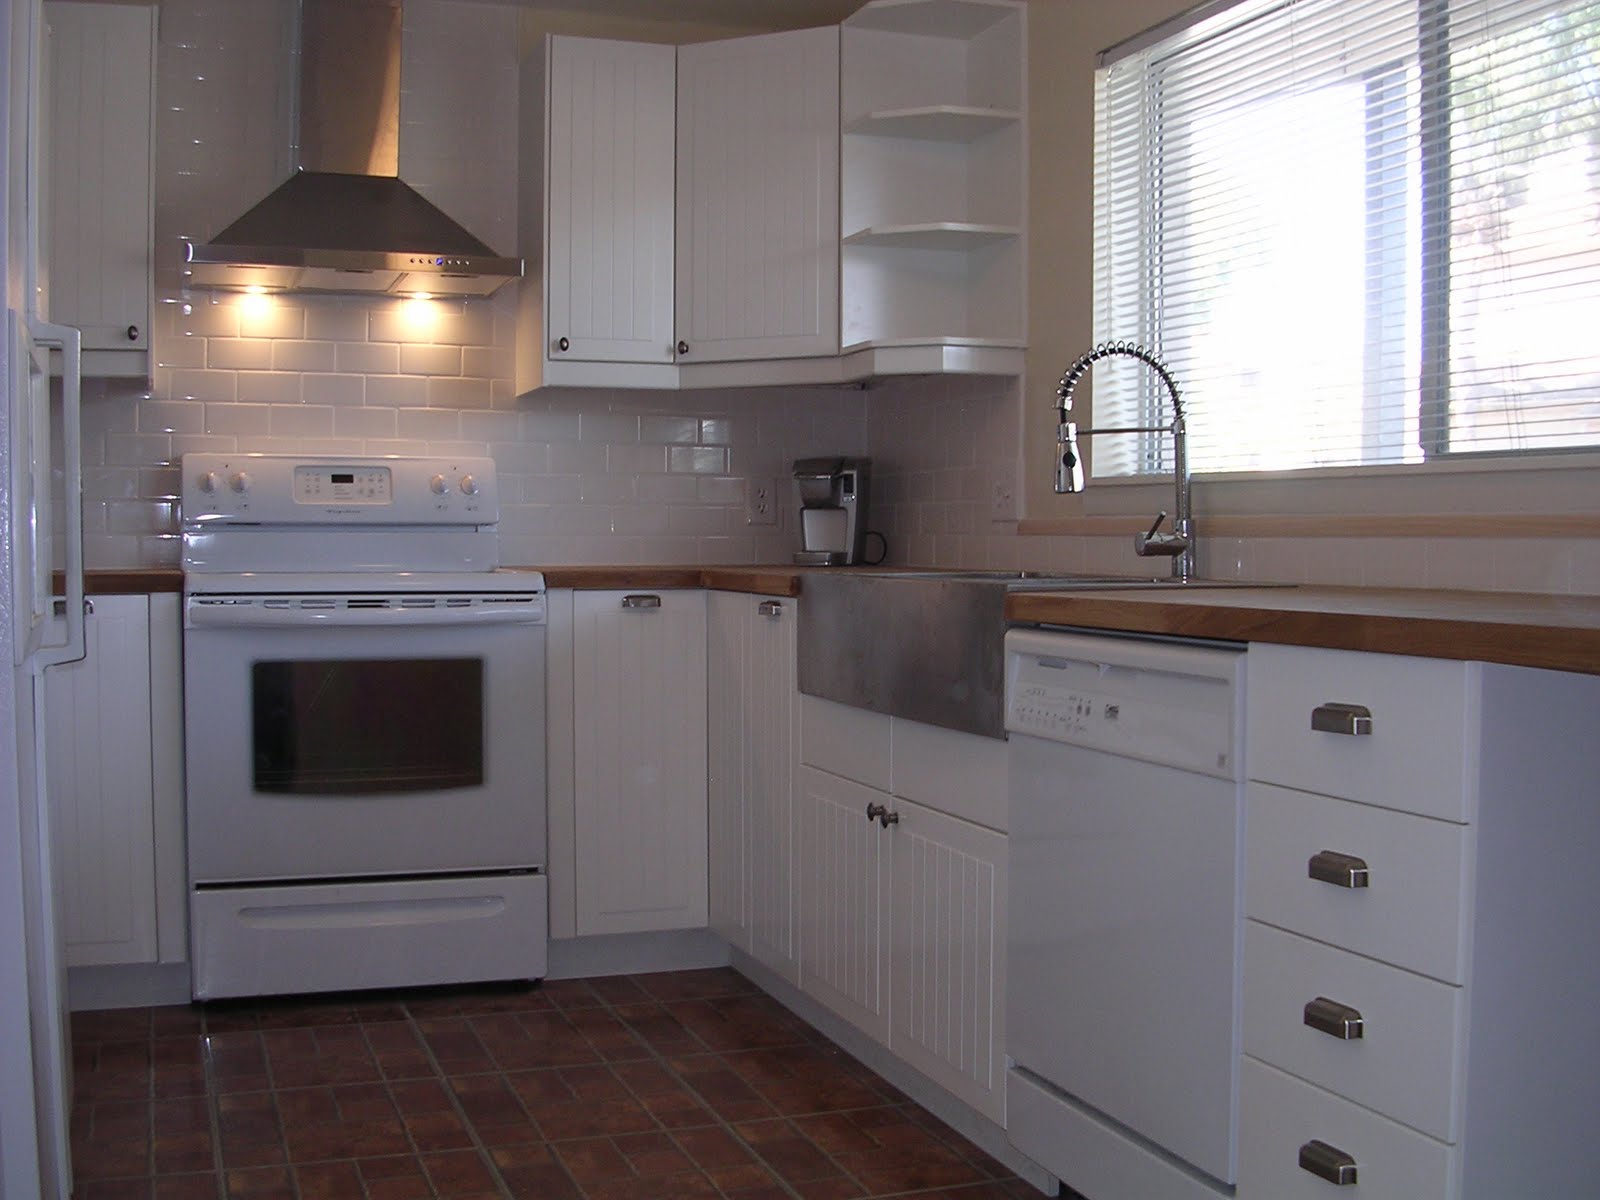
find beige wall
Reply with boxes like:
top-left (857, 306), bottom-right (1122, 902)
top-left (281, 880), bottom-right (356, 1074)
top-left (1019, 0), bottom-right (1600, 558)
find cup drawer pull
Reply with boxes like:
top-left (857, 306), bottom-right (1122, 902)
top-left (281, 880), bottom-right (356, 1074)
top-left (1304, 996), bottom-right (1365, 1040)
top-left (1309, 850), bottom-right (1370, 889)
top-left (1311, 702), bottom-right (1373, 736)
top-left (757, 600), bottom-right (783, 618)
top-left (1298, 1140), bottom-right (1359, 1185)
top-left (620, 594), bottom-right (662, 610)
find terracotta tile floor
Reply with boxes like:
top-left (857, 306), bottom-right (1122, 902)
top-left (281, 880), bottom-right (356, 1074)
top-left (70, 967), bottom-right (1047, 1200)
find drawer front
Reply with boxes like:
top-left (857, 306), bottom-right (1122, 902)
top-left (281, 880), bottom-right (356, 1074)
top-left (1247, 644), bottom-right (1474, 822)
top-left (1243, 921), bottom-right (1463, 1141)
top-left (1246, 783), bottom-right (1471, 984)
top-left (1238, 1058), bottom-right (1456, 1200)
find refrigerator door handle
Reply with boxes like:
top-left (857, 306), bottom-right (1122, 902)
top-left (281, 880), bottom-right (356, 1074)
top-left (27, 317), bottom-right (85, 670)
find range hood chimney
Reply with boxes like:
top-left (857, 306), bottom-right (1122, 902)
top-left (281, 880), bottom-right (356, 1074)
top-left (185, 0), bottom-right (521, 298)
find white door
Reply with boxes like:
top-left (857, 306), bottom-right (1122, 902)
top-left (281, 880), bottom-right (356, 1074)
top-left (46, 595), bottom-right (157, 966)
top-left (796, 766), bottom-right (888, 1042)
top-left (745, 595), bottom-right (797, 978)
top-left (888, 797), bottom-right (1007, 1123)
top-left (706, 591), bottom-right (746, 944)
top-left (573, 590), bottom-right (708, 935)
top-left (544, 36), bottom-right (677, 365)
top-left (676, 27), bottom-right (840, 362)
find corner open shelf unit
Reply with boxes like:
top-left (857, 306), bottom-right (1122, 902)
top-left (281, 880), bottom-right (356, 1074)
top-left (840, 0), bottom-right (1026, 373)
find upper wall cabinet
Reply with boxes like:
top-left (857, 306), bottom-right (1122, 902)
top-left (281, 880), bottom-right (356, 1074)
top-left (839, 0), bottom-right (1027, 377)
top-left (44, 1), bottom-right (157, 380)
top-left (676, 28), bottom-right (840, 366)
top-left (519, 30), bottom-right (841, 392)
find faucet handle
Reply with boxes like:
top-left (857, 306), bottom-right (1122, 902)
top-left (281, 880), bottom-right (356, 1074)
top-left (1142, 510), bottom-right (1169, 539)
top-left (1135, 510), bottom-right (1188, 559)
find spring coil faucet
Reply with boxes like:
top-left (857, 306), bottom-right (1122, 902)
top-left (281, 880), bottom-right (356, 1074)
top-left (1055, 341), bottom-right (1195, 581)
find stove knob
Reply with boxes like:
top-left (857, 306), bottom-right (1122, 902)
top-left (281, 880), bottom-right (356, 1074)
top-left (429, 474), bottom-right (450, 496)
top-left (229, 471), bottom-right (251, 494)
top-left (459, 474), bottom-right (479, 496)
top-left (197, 470), bottom-right (220, 494)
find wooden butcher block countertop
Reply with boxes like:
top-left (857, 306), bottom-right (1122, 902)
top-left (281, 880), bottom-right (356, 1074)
top-left (79, 568), bottom-right (1600, 673)
top-left (1004, 584), bottom-right (1600, 676)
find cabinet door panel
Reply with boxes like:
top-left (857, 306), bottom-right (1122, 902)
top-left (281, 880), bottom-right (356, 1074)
top-left (573, 591), bottom-right (707, 935)
top-left (676, 27), bottom-right (840, 362)
top-left (707, 592), bottom-right (747, 945)
top-left (46, 1), bottom-right (154, 358)
top-left (797, 767), bottom-right (888, 1041)
top-left (746, 596), bottom-right (797, 977)
top-left (545, 37), bottom-right (676, 364)
top-left (888, 798), bottom-right (1006, 1122)
top-left (48, 595), bottom-right (157, 966)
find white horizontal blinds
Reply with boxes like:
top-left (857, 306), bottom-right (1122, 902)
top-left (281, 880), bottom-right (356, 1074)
top-left (1091, 0), bottom-right (1600, 478)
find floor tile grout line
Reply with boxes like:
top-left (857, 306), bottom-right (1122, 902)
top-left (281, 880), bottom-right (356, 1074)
top-left (398, 992), bottom-right (552, 1200)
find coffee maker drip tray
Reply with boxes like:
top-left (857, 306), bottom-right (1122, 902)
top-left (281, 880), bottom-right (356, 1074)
top-left (794, 549), bottom-right (849, 566)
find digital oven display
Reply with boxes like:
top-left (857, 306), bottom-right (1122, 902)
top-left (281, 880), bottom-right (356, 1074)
top-left (292, 464), bottom-right (392, 504)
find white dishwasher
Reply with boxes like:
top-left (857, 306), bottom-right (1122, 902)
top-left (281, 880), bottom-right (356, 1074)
top-left (1004, 628), bottom-right (1246, 1200)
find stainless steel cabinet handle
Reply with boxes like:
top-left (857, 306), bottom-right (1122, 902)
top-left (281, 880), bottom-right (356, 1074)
top-left (1304, 997), bottom-right (1365, 1040)
top-left (757, 600), bottom-right (783, 618)
top-left (620, 594), bottom-right (662, 610)
top-left (866, 802), bottom-right (888, 824)
top-left (1309, 850), bottom-right (1370, 888)
top-left (1312, 702), bottom-right (1373, 736)
top-left (1298, 1140), bottom-right (1358, 1185)
top-left (51, 597), bottom-right (93, 617)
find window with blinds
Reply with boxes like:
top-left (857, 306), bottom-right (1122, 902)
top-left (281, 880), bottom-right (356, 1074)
top-left (1091, 0), bottom-right (1600, 479)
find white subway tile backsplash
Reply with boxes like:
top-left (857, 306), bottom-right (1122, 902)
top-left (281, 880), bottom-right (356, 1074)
top-left (395, 408), bottom-right (463, 441)
top-left (305, 304), bottom-right (370, 343)
top-left (270, 340), bottom-right (339, 373)
top-left (207, 339), bottom-right (273, 370)
top-left (138, 400), bottom-right (205, 435)
top-left (364, 375), bottom-right (428, 408)
top-left (426, 376), bottom-right (491, 408)
top-left (399, 343), bottom-right (464, 376)
top-left (332, 407), bottom-right (398, 439)
top-left (204, 404), bottom-right (271, 436)
top-left (301, 375), bottom-right (367, 407)
top-left (235, 371), bottom-right (304, 405)
top-left (268, 405), bottom-right (335, 438)
top-left (337, 343), bottom-right (401, 374)
top-left (168, 369), bottom-right (237, 403)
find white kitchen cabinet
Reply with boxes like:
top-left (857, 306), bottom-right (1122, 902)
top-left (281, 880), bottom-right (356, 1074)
top-left (708, 591), bottom-right (801, 979)
top-left (44, 1), bottom-right (155, 378)
top-left (1237, 645), bottom-right (1600, 1200)
top-left (48, 594), bottom-right (184, 968)
top-left (797, 766), bottom-right (891, 1041)
top-left (520, 30), bottom-right (841, 392)
top-left (795, 695), bottom-right (1009, 1121)
top-left (676, 27), bottom-right (839, 365)
top-left (571, 589), bottom-right (708, 935)
top-left (532, 36), bottom-right (677, 383)
top-left (838, 0), bottom-right (1026, 376)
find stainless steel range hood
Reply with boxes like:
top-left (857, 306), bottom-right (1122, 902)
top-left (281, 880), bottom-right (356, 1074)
top-left (184, 0), bottom-right (521, 298)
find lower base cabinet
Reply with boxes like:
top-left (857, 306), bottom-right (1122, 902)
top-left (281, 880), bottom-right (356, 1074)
top-left (572, 589), bottom-right (708, 935)
top-left (795, 709), bottom-right (1008, 1124)
top-left (49, 593), bottom-right (185, 970)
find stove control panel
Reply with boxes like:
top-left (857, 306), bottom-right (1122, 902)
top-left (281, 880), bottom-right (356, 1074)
top-left (180, 454), bottom-right (499, 526)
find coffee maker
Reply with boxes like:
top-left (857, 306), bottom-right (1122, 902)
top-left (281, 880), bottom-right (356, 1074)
top-left (792, 457), bottom-right (871, 565)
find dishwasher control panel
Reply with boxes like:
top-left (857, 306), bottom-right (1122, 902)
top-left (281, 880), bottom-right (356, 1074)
top-left (1005, 629), bottom-right (1244, 779)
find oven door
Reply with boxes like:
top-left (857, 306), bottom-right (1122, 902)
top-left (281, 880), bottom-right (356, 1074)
top-left (183, 595), bottom-right (546, 884)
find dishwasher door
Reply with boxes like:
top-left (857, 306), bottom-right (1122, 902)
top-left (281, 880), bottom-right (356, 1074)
top-left (1005, 629), bottom-right (1245, 1192)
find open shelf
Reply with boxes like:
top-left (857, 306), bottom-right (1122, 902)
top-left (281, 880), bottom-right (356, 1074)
top-left (845, 105), bottom-right (1020, 142)
top-left (843, 222), bottom-right (1020, 251)
top-left (845, 0), bottom-right (1019, 39)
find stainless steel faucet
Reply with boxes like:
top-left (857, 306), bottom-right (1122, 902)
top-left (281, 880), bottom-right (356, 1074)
top-left (1055, 341), bottom-right (1195, 582)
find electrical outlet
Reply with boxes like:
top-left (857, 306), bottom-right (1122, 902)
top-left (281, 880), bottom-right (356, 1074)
top-left (990, 479), bottom-right (1017, 522)
top-left (746, 480), bottom-right (778, 526)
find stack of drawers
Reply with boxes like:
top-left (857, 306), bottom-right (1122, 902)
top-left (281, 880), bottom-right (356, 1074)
top-left (1238, 643), bottom-right (1475, 1198)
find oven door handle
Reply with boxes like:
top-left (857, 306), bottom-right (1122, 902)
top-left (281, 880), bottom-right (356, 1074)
top-left (184, 603), bottom-right (546, 629)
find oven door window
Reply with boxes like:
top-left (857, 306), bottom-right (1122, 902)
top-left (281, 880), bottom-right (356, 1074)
top-left (252, 658), bottom-right (483, 794)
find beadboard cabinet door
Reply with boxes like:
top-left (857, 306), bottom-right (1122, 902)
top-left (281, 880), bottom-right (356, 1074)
top-left (675, 26), bottom-right (840, 363)
top-left (572, 589), bottom-right (707, 935)
top-left (45, 1), bottom-right (155, 376)
top-left (543, 36), bottom-right (677, 367)
top-left (46, 594), bottom-right (156, 966)
top-left (797, 766), bottom-right (890, 1043)
top-left (888, 797), bottom-right (1007, 1123)
top-left (708, 592), bottom-right (800, 977)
